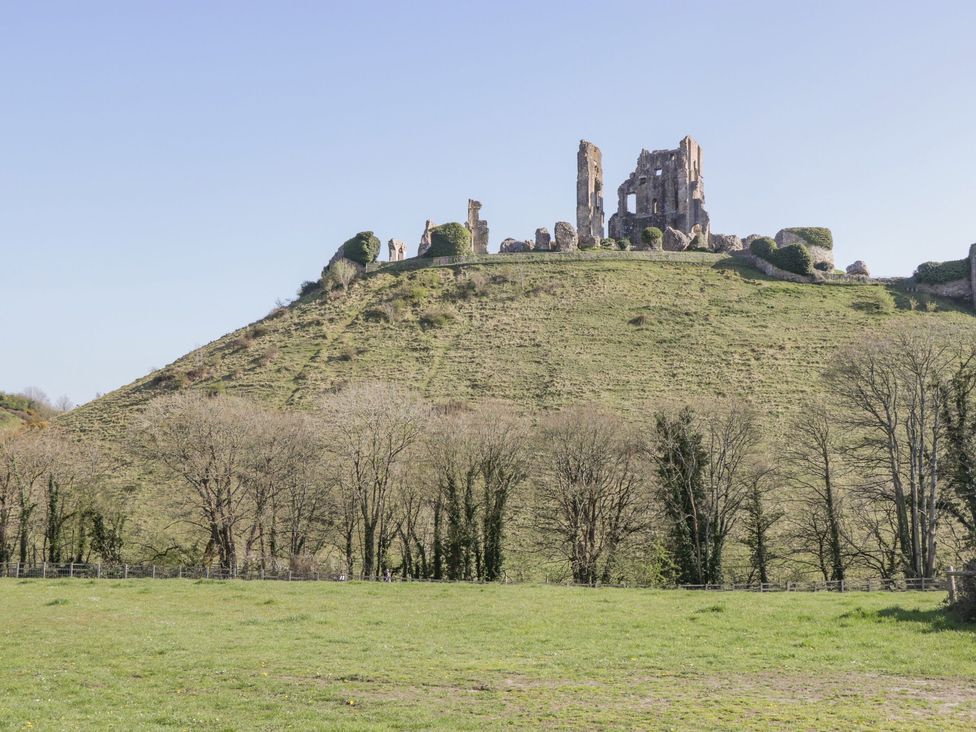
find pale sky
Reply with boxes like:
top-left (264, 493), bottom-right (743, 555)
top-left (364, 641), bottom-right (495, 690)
top-left (3, 0), bottom-right (975, 404)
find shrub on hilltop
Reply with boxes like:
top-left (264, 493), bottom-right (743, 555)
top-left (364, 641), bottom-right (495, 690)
top-left (914, 258), bottom-right (970, 284)
top-left (641, 227), bottom-right (663, 249)
top-left (782, 227), bottom-right (833, 251)
top-left (425, 223), bottom-right (472, 258)
top-left (749, 237), bottom-right (777, 259)
top-left (750, 237), bottom-right (813, 276)
top-left (342, 231), bottom-right (381, 266)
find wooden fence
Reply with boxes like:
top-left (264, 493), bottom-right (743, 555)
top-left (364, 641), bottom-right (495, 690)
top-left (0, 562), bottom-right (952, 592)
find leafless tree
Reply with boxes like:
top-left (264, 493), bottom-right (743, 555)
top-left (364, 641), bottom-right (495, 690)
top-left (738, 464), bottom-right (783, 584)
top-left (534, 406), bottom-right (647, 585)
top-left (134, 392), bottom-right (261, 570)
top-left (784, 403), bottom-right (854, 582)
top-left (827, 323), bottom-right (956, 577)
top-left (324, 259), bottom-right (356, 292)
top-left (320, 382), bottom-right (427, 579)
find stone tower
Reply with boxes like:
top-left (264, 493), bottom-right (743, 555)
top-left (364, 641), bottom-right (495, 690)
top-left (607, 135), bottom-right (709, 246)
top-left (465, 199), bottom-right (489, 254)
top-left (576, 140), bottom-right (604, 248)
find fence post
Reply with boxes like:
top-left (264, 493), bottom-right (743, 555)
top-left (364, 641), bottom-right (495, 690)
top-left (124, 564), bottom-right (128, 579)
top-left (948, 567), bottom-right (957, 603)
top-left (152, 565), bottom-right (156, 579)
top-left (69, 562), bottom-right (74, 578)
top-left (205, 566), bottom-right (210, 580)
top-left (97, 563), bottom-right (101, 579)
top-left (178, 566), bottom-right (183, 580)
top-left (288, 570), bottom-right (292, 581)
top-left (42, 562), bottom-right (47, 579)
top-left (15, 561), bottom-right (20, 579)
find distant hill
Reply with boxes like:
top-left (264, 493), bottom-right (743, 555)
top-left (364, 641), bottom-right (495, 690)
top-left (61, 252), bottom-right (976, 441)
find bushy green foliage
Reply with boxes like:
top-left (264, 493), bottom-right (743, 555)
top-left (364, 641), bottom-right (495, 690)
top-left (616, 237), bottom-right (632, 251)
top-left (601, 237), bottom-right (617, 250)
top-left (782, 227), bottom-right (833, 251)
top-left (297, 280), bottom-right (320, 298)
top-left (773, 243), bottom-right (814, 276)
top-left (915, 258), bottom-right (970, 284)
top-left (641, 227), bottom-right (663, 248)
top-left (341, 231), bottom-right (381, 266)
top-left (749, 237), bottom-right (777, 259)
top-left (751, 238), bottom-right (813, 276)
top-left (425, 223), bottom-right (472, 258)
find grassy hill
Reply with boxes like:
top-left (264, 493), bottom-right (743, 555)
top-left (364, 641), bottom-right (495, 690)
top-left (63, 252), bottom-right (976, 440)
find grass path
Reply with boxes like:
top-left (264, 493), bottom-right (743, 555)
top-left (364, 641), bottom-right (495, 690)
top-left (1, 581), bottom-right (974, 730)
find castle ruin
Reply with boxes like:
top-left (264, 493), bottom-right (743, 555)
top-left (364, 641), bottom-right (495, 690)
top-left (606, 136), bottom-right (710, 246)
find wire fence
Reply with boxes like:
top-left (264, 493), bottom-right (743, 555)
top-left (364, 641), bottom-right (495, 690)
top-left (0, 562), bottom-right (951, 592)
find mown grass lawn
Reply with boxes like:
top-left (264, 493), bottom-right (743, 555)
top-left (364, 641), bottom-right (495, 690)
top-left (1, 582), bottom-right (974, 730)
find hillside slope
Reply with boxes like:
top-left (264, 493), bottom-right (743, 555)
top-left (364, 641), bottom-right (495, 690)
top-left (63, 253), bottom-right (976, 438)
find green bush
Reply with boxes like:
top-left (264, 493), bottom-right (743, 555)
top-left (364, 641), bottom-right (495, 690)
top-left (772, 243), bottom-right (814, 276)
top-left (616, 237), bottom-right (632, 251)
top-left (601, 237), bottom-right (616, 250)
top-left (782, 227), bottom-right (833, 251)
top-left (342, 231), bottom-right (381, 266)
top-left (297, 280), bottom-right (320, 298)
top-left (749, 237), bottom-right (777, 259)
top-left (914, 258), bottom-right (970, 284)
top-left (750, 238), bottom-right (813, 276)
top-left (641, 227), bottom-right (663, 248)
top-left (425, 223), bottom-right (472, 258)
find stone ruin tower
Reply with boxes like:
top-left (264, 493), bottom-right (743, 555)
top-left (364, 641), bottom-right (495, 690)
top-left (576, 140), bottom-right (604, 248)
top-left (465, 199), bottom-right (489, 255)
top-left (608, 135), bottom-right (709, 245)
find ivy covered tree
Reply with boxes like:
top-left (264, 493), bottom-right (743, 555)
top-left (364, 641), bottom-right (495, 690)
top-left (341, 231), bottom-right (380, 266)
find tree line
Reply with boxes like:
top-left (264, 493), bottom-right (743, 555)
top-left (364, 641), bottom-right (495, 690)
top-left (2, 322), bottom-right (976, 585)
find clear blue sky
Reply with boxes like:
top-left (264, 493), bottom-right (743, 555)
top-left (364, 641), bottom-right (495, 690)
top-left (3, 1), bottom-right (975, 405)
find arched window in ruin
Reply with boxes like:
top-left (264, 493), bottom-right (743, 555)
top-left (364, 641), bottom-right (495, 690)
top-left (626, 192), bottom-right (636, 214)
top-left (652, 198), bottom-right (659, 214)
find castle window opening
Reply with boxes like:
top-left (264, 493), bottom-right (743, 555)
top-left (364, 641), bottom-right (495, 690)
top-left (626, 193), bottom-right (636, 213)
top-left (654, 168), bottom-right (662, 176)
top-left (638, 177), bottom-right (647, 186)
top-left (652, 198), bottom-right (659, 214)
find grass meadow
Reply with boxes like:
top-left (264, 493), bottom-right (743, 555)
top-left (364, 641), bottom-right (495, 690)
top-left (1, 580), bottom-right (974, 730)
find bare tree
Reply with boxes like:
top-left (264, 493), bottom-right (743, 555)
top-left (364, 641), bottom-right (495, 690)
top-left (828, 324), bottom-right (956, 576)
top-left (323, 259), bottom-right (356, 292)
top-left (134, 392), bottom-right (261, 570)
top-left (320, 382), bottom-right (427, 579)
top-left (534, 407), bottom-right (647, 585)
top-left (784, 403), bottom-right (853, 582)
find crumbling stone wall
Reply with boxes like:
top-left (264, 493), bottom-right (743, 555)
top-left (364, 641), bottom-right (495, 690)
top-left (576, 140), bottom-right (604, 248)
top-left (608, 135), bottom-right (709, 246)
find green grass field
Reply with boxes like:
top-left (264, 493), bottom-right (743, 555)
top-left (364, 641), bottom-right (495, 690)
top-left (2, 581), bottom-right (974, 730)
